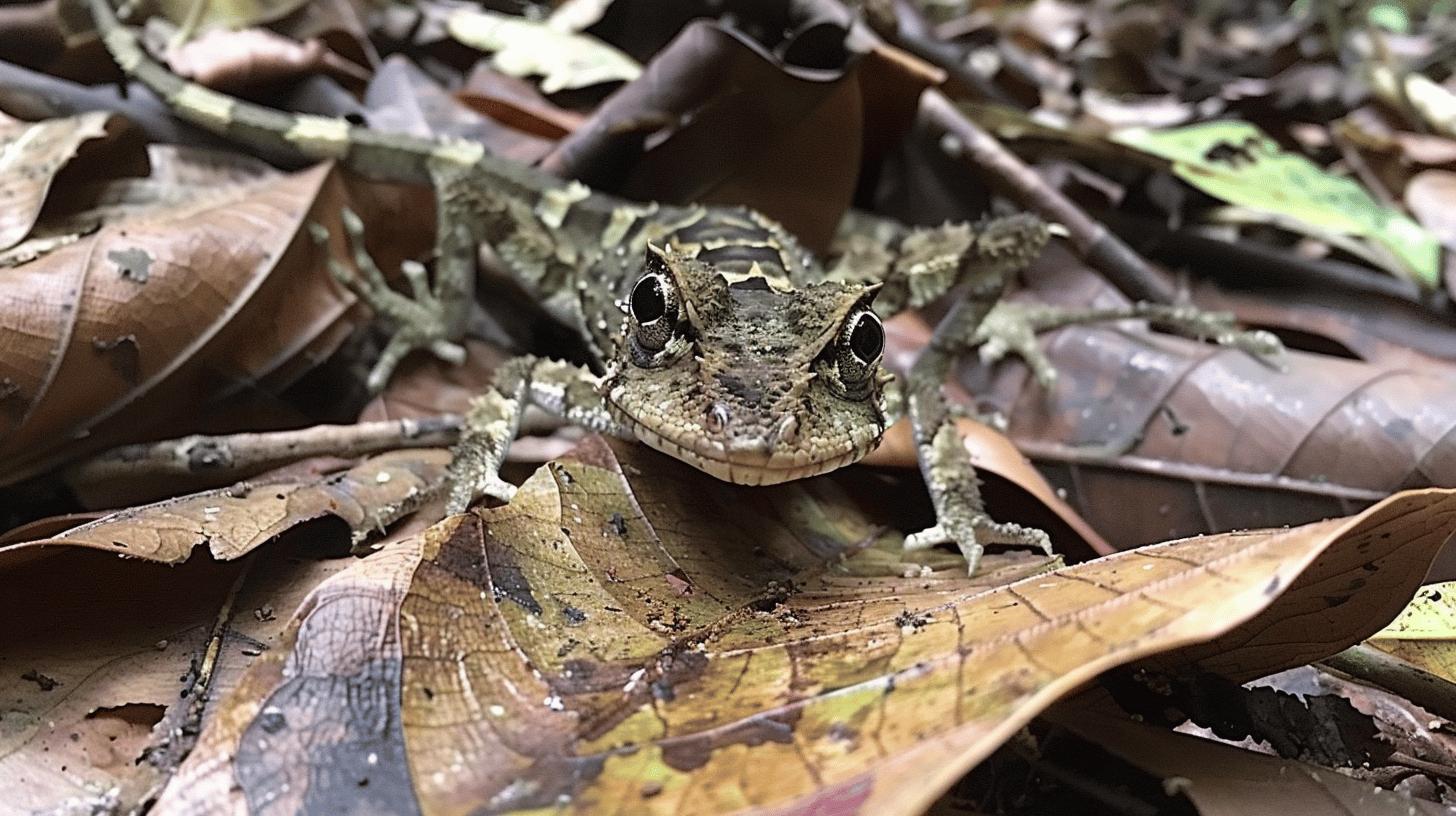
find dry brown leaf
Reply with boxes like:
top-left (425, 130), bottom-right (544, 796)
top-left (166, 27), bottom-right (365, 93)
top-left (962, 244), bottom-right (1456, 547)
top-left (0, 450), bottom-right (455, 812)
top-left (0, 111), bottom-right (139, 250)
top-left (0, 144), bottom-right (361, 485)
top-left (0, 549), bottom-right (340, 812)
top-left (0, 449), bottom-right (451, 564)
top-left (362, 56), bottom-right (555, 166)
top-left (545, 20), bottom-right (933, 252)
top-left (127, 436), bottom-right (1456, 815)
top-left (1052, 702), bottom-right (1449, 815)
top-left (1406, 169), bottom-right (1456, 247)
top-left (456, 63), bottom-right (588, 141)
top-left (360, 337), bottom-right (509, 422)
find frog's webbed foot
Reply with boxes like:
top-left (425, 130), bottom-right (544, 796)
top-left (310, 209), bottom-right (468, 393)
top-left (904, 421), bottom-right (1052, 575)
top-left (974, 300), bottom-right (1285, 388)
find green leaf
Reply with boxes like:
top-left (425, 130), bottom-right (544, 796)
top-left (1112, 120), bottom-right (1441, 287)
top-left (1367, 1), bottom-right (1411, 33)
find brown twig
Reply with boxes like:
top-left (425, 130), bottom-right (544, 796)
top-left (867, 0), bottom-right (1015, 106)
top-left (139, 554), bottom-right (257, 778)
top-left (917, 88), bottom-right (1178, 304)
top-left (66, 415), bottom-right (463, 487)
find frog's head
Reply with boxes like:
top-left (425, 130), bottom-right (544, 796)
top-left (602, 244), bottom-right (890, 485)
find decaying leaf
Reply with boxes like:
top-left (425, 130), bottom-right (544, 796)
top-left (447, 7), bottom-right (641, 94)
top-left (1053, 703), bottom-right (1448, 815)
top-left (1111, 120), bottom-right (1441, 286)
top-left (0, 548), bottom-right (341, 813)
top-left (963, 245), bottom-right (1456, 547)
top-left (0, 142), bottom-right (361, 485)
top-left (0, 451), bottom-right (451, 812)
top-left (129, 436), bottom-right (1456, 815)
top-left (2, 448), bottom-right (451, 563)
top-left (0, 111), bottom-right (138, 250)
top-left (1367, 581), bottom-right (1456, 685)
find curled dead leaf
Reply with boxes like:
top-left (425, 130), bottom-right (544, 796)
top-left (136, 436), bottom-right (1456, 815)
top-left (2, 449), bottom-right (450, 564)
top-left (0, 144), bottom-right (362, 485)
top-left (963, 245), bottom-right (1456, 548)
top-left (0, 111), bottom-right (141, 250)
top-left (0, 449), bottom-right (452, 812)
top-left (1052, 701), bottom-right (1449, 816)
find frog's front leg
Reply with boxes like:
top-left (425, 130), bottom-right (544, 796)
top-left (903, 296), bottom-right (1052, 575)
top-left (313, 186), bottom-right (476, 393)
top-left (446, 357), bottom-right (627, 514)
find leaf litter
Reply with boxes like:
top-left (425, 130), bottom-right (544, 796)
top-left (2, 1), bottom-right (1456, 814)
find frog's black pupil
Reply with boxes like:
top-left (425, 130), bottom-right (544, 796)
top-left (849, 313), bottom-right (883, 362)
top-left (632, 275), bottom-right (666, 323)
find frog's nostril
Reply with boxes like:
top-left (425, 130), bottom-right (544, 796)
top-left (706, 402), bottom-right (730, 433)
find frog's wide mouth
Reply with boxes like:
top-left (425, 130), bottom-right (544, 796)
top-left (613, 413), bottom-right (876, 486)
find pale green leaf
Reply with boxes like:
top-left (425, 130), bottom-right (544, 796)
top-left (1112, 120), bottom-right (1441, 287)
top-left (1367, 1), bottom-right (1411, 32)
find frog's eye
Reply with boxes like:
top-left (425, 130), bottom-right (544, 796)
top-left (837, 309), bottom-right (884, 384)
top-left (629, 272), bottom-right (679, 351)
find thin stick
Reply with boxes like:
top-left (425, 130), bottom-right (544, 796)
top-left (917, 88), bottom-right (1178, 304)
top-left (67, 415), bottom-right (463, 486)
